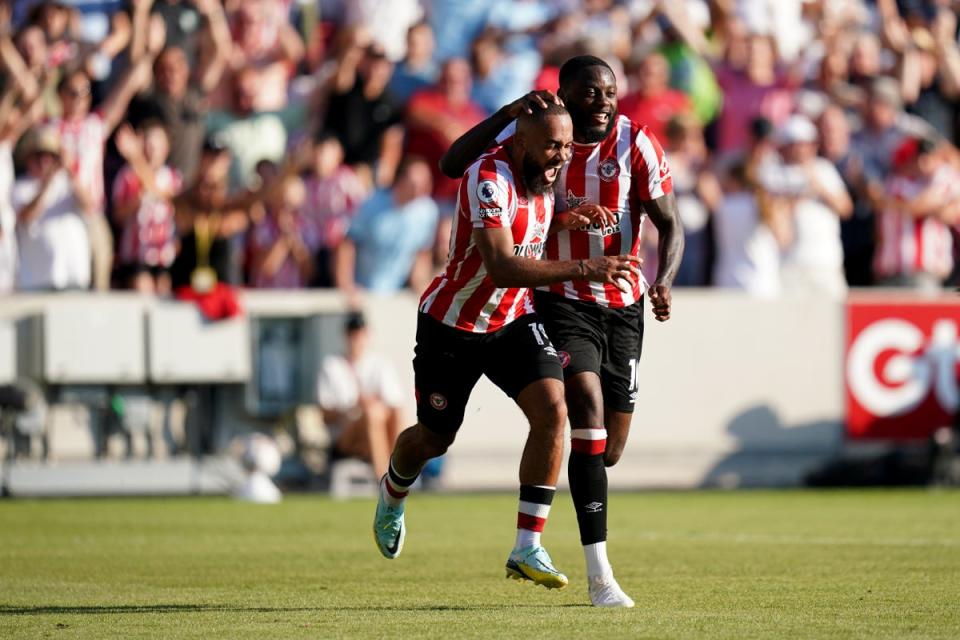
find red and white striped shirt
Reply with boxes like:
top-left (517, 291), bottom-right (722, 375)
top-left (46, 113), bottom-right (107, 214)
top-left (419, 146), bottom-right (553, 333)
top-left (874, 169), bottom-right (956, 280)
top-left (498, 115), bottom-right (673, 307)
top-left (113, 165), bottom-right (182, 268)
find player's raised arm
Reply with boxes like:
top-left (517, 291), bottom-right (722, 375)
top-left (439, 90), bottom-right (563, 179)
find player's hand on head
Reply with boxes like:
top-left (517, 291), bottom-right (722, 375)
top-left (506, 90), bottom-right (564, 118)
top-left (647, 283), bottom-right (672, 322)
top-left (584, 255), bottom-right (642, 293)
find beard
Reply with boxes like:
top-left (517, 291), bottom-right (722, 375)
top-left (566, 102), bottom-right (617, 144)
top-left (521, 153), bottom-right (558, 195)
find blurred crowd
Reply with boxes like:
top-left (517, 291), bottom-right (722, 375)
top-left (0, 0), bottom-right (958, 303)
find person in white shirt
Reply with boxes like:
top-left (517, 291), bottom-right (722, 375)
top-left (761, 114), bottom-right (853, 298)
top-left (317, 311), bottom-right (404, 479)
top-left (713, 161), bottom-right (784, 297)
top-left (12, 127), bottom-right (91, 291)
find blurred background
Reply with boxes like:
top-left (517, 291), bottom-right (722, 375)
top-left (0, 0), bottom-right (957, 499)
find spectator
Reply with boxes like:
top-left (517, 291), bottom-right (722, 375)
top-left (761, 114), bottom-right (853, 298)
top-left (713, 161), bottom-right (786, 298)
top-left (344, 0), bottom-right (422, 63)
top-left (335, 157), bottom-right (438, 296)
top-left (248, 174), bottom-right (318, 289)
top-left (714, 34), bottom-right (798, 155)
top-left (169, 141), bottom-right (248, 292)
top-left (405, 58), bottom-right (485, 263)
top-left (48, 60), bottom-right (152, 290)
top-left (387, 21), bottom-right (437, 103)
top-left (111, 120), bottom-right (181, 295)
top-left (214, 0), bottom-right (304, 112)
top-left (619, 51), bottom-right (692, 144)
top-left (873, 138), bottom-right (958, 290)
top-left (302, 133), bottom-right (370, 287)
top-left (128, 0), bottom-right (232, 183)
top-left (150, 0), bottom-right (207, 65)
top-left (12, 126), bottom-right (91, 291)
top-left (818, 103), bottom-right (873, 287)
top-left (317, 310), bottom-right (403, 481)
top-left (324, 42), bottom-right (403, 187)
top-left (900, 13), bottom-right (960, 144)
top-left (205, 66), bottom-right (288, 192)
top-left (663, 115), bottom-right (721, 287)
top-left (468, 30), bottom-right (538, 116)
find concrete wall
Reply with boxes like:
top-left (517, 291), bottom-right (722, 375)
top-left (363, 292), bottom-right (846, 489)
top-left (1, 290), bottom-right (850, 490)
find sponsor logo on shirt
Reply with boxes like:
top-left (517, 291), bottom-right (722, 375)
top-left (479, 207), bottom-right (503, 219)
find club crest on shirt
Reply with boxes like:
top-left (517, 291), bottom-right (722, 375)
top-left (429, 393), bottom-right (448, 411)
top-left (598, 158), bottom-right (620, 182)
top-left (477, 180), bottom-right (501, 205)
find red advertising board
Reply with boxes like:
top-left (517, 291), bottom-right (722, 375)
top-left (845, 296), bottom-right (960, 440)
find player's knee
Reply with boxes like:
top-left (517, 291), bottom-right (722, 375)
top-left (530, 389), bottom-right (567, 435)
top-left (420, 427), bottom-right (456, 457)
top-left (405, 423), bottom-right (455, 458)
top-left (603, 441), bottom-right (625, 467)
top-left (565, 379), bottom-right (603, 427)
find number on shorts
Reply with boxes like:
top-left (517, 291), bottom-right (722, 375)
top-left (628, 358), bottom-right (640, 392)
top-left (529, 322), bottom-right (549, 346)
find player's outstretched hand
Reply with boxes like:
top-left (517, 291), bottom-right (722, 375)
top-left (506, 90), bottom-right (564, 118)
top-left (648, 283), bottom-right (672, 322)
top-left (583, 255), bottom-right (642, 293)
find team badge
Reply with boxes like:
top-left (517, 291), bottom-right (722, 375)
top-left (477, 180), bottom-right (501, 205)
top-left (558, 351), bottom-right (571, 368)
top-left (598, 158), bottom-right (620, 182)
top-left (429, 393), bottom-right (448, 410)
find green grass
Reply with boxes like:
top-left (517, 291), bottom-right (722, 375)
top-left (1, 490), bottom-right (959, 639)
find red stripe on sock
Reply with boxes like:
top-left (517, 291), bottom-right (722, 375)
top-left (571, 438), bottom-right (607, 455)
top-left (385, 480), bottom-right (409, 499)
top-left (517, 513), bottom-right (547, 532)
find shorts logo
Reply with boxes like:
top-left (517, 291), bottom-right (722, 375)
top-left (477, 180), bottom-right (501, 205)
top-left (558, 351), bottom-right (571, 368)
top-left (429, 393), bottom-right (448, 411)
top-left (598, 159), bottom-right (620, 182)
top-left (584, 501), bottom-right (604, 513)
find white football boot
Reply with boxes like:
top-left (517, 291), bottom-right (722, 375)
top-left (588, 571), bottom-right (635, 608)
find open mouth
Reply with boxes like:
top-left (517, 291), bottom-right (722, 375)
top-left (543, 165), bottom-right (560, 183)
top-left (590, 112), bottom-right (610, 126)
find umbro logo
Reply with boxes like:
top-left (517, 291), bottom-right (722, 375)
top-left (584, 501), bottom-right (604, 513)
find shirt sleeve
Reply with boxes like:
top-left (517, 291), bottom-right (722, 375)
top-left (631, 125), bottom-right (674, 201)
top-left (464, 158), bottom-right (515, 229)
top-left (111, 166), bottom-right (140, 210)
top-left (495, 120), bottom-right (516, 145)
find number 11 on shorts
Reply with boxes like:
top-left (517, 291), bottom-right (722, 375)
top-left (529, 323), bottom-right (549, 346)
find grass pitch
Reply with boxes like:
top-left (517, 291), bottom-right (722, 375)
top-left (1, 490), bottom-right (958, 639)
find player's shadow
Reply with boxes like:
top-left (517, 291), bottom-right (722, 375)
top-left (0, 603), bottom-right (588, 616)
top-left (701, 405), bottom-right (841, 488)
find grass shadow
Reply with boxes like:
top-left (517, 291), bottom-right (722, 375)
top-left (0, 603), bottom-right (592, 616)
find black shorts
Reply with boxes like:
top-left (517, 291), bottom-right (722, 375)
top-left (533, 290), bottom-right (644, 414)
top-left (413, 313), bottom-right (564, 433)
